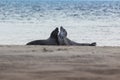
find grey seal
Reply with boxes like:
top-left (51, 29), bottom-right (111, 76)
top-left (26, 27), bottom-right (59, 45)
top-left (58, 26), bottom-right (96, 46)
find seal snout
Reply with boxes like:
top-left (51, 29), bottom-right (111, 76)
top-left (55, 27), bottom-right (59, 31)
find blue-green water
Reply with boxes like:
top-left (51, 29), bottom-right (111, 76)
top-left (0, 0), bottom-right (120, 46)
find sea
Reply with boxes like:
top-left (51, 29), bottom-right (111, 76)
top-left (0, 0), bottom-right (120, 46)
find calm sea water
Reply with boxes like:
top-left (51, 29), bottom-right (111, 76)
top-left (0, 0), bottom-right (120, 46)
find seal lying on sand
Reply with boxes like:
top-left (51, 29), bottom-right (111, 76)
top-left (26, 28), bottom-right (59, 45)
top-left (58, 26), bottom-right (96, 46)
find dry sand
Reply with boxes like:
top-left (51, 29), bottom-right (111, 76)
top-left (0, 45), bottom-right (120, 80)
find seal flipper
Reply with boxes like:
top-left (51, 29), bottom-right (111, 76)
top-left (90, 42), bottom-right (96, 46)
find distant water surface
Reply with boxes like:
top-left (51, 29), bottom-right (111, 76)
top-left (0, 0), bottom-right (120, 46)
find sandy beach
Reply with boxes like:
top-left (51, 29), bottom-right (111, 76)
top-left (0, 45), bottom-right (120, 80)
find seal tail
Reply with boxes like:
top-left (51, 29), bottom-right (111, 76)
top-left (90, 42), bottom-right (96, 46)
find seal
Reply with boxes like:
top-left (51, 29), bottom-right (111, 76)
top-left (26, 27), bottom-right (59, 45)
top-left (58, 26), bottom-right (96, 46)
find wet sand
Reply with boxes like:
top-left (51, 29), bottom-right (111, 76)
top-left (0, 45), bottom-right (120, 80)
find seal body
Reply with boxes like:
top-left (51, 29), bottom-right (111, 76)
top-left (58, 27), bottom-right (96, 46)
top-left (26, 28), bottom-right (59, 45)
